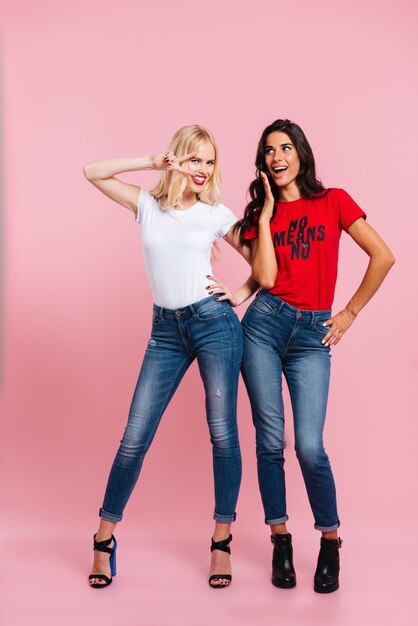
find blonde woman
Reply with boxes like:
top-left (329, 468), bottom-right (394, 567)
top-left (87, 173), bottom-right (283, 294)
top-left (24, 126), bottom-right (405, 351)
top-left (84, 125), bottom-right (257, 589)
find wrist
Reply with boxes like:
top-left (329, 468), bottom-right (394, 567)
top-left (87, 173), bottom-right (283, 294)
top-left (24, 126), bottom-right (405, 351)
top-left (148, 155), bottom-right (159, 170)
top-left (127, 155), bottom-right (156, 172)
top-left (259, 214), bottom-right (272, 225)
top-left (230, 292), bottom-right (243, 306)
top-left (345, 303), bottom-right (359, 318)
top-left (229, 289), bottom-right (246, 307)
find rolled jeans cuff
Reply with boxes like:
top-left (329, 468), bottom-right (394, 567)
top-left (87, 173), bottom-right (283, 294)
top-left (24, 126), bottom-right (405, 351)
top-left (99, 507), bottom-right (123, 523)
top-left (265, 515), bottom-right (289, 526)
top-left (314, 521), bottom-right (340, 532)
top-left (214, 511), bottom-right (237, 523)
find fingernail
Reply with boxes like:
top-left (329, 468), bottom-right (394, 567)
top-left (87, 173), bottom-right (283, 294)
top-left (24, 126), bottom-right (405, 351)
top-left (215, 298), bottom-right (220, 301)
top-left (322, 322), bottom-right (327, 326)
top-left (206, 275), bottom-right (210, 278)
top-left (321, 340), bottom-right (325, 344)
top-left (209, 291), bottom-right (213, 295)
top-left (325, 342), bottom-right (329, 347)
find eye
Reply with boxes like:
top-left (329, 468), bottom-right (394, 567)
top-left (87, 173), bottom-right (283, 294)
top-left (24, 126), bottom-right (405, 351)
top-left (283, 145), bottom-right (292, 152)
top-left (207, 161), bottom-right (214, 166)
top-left (191, 159), bottom-right (199, 164)
top-left (265, 147), bottom-right (274, 154)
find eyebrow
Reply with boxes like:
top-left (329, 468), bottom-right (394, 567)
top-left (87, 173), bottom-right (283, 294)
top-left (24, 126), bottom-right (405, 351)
top-left (265, 143), bottom-right (294, 149)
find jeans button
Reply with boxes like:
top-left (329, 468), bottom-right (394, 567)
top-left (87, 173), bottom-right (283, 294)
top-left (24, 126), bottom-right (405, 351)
top-left (175, 311), bottom-right (181, 317)
top-left (297, 312), bottom-right (302, 318)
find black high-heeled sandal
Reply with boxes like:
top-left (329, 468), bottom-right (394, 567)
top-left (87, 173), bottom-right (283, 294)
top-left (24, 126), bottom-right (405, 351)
top-left (209, 534), bottom-right (232, 588)
top-left (88, 534), bottom-right (117, 589)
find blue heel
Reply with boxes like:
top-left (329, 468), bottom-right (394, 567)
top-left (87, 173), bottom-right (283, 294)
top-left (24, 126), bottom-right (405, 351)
top-left (89, 534), bottom-right (117, 589)
top-left (110, 537), bottom-right (117, 577)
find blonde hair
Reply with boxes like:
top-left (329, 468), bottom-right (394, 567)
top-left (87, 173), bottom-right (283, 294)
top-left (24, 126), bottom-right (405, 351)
top-left (150, 125), bottom-right (222, 209)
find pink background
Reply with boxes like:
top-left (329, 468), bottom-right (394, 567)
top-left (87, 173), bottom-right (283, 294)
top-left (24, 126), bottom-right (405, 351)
top-left (1, 0), bottom-right (417, 624)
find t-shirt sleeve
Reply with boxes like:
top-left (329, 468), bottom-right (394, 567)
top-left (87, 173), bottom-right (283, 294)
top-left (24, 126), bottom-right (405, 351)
top-left (333, 188), bottom-right (367, 232)
top-left (135, 187), bottom-right (154, 224)
top-left (242, 211), bottom-right (260, 241)
top-left (215, 204), bottom-right (238, 237)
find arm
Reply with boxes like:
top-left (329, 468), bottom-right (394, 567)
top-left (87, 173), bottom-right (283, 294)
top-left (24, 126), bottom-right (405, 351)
top-left (207, 273), bottom-right (259, 307)
top-left (207, 174), bottom-right (278, 305)
top-left (83, 156), bottom-right (153, 214)
top-left (223, 225), bottom-right (252, 265)
top-left (248, 172), bottom-right (278, 289)
top-left (83, 151), bottom-right (196, 214)
top-left (205, 225), bottom-right (259, 307)
top-left (322, 218), bottom-right (396, 346)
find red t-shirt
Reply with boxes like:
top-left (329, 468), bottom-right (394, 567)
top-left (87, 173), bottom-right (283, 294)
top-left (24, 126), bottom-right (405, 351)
top-left (243, 188), bottom-right (366, 310)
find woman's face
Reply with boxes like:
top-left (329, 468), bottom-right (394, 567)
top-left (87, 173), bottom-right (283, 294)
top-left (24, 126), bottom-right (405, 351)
top-left (264, 131), bottom-right (300, 192)
top-left (184, 140), bottom-right (215, 194)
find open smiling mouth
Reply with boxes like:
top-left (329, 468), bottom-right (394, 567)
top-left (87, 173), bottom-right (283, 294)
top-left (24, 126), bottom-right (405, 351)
top-left (191, 175), bottom-right (206, 186)
top-left (272, 166), bottom-right (288, 177)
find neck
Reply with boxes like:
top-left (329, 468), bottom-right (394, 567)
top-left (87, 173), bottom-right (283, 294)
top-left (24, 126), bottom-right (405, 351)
top-left (176, 190), bottom-right (198, 210)
top-left (279, 181), bottom-right (302, 203)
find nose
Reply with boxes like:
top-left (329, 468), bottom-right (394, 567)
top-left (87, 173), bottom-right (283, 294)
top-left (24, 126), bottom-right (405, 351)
top-left (272, 150), bottom-right (284, 163)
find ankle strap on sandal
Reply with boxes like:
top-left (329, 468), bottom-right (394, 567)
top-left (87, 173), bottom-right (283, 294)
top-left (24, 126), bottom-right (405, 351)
top-left (93, 533), bottom-right (116, 555)
top-left (210, 534), bottom-right (232, 554)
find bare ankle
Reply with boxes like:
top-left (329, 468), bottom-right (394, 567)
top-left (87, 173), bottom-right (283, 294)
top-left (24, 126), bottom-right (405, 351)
top-left (271, 523), bottom-right (289, 536)
top-left (212, 522), bottom-right (232, 542)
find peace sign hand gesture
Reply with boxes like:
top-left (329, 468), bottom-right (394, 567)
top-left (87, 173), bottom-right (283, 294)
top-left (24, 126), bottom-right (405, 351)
top-left (152, 151), bottom-right (198, 176)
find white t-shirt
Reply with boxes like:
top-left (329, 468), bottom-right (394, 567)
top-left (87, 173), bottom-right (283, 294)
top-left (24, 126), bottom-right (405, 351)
top-left (135, 188), bottom-right (237, 309)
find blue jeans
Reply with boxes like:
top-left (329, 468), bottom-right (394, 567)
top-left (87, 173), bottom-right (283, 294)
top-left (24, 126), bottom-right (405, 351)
top-left (100, 295), bottom-right (243, 524)
top-left (241, 290), bottom-right (340, 532)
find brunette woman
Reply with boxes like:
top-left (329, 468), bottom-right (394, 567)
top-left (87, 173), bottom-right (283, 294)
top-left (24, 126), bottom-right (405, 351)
top-left (237, 119), bottom-right (394, 592)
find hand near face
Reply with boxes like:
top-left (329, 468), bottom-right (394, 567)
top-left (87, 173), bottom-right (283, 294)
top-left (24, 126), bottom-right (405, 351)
top-left (260, 171), bottom-right (275, 220)
top-left (152, 151), bottom-right (198, 175)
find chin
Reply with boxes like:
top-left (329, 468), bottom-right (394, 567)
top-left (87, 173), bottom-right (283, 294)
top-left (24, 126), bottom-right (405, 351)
top-left (192, 184), bottom-right (206, 194)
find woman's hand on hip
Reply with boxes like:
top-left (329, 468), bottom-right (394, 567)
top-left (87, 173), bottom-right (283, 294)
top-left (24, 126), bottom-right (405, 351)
top-left (322, 308), bottom-right (357, 346)
top-left (205, 275), bottom-right (242, 307)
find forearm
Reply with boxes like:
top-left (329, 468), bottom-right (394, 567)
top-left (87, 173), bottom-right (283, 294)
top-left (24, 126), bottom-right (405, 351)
top-left (251, 219), bottom-right (277, 288)
top-left (84, 156), bottom-right (156, 180)
top-left (345, 253), bottom-right (395, 316)
top-left (322, 221), bottom-right (395, 347)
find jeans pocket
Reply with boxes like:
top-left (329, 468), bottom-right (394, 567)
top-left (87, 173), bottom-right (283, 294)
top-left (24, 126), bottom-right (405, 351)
top-left (196, 300), bottom-right (226, 320)
top-left (312, 312), bottom-right (331, 337)
top-left (311, 322), bottom-right (332, 351)
top-left (311, 321), bottom-right (330, 339)
top-left (251, 296), bottom-right (277, 316)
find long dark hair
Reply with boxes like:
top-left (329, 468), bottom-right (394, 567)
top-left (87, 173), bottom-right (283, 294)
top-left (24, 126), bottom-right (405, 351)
top-left (235, 119), bottom-right (327, 243)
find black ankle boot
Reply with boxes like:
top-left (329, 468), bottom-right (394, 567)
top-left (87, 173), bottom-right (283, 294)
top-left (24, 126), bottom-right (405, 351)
top-left (271, 533), bottom-right (296, 588)
top-left (314, 537), bottom-right (342, 593)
